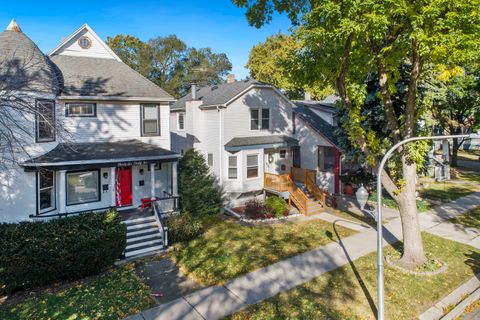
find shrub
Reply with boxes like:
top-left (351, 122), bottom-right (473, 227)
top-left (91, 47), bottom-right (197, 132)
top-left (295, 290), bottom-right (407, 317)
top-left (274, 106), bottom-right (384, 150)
top-left (0, 210), bottom-right (126, 293)
top-left (265, 196), bottom-right (288, 218)
top-left (244, 198), bottom-right (266, 220)
top-left (179, 149), bottom-right (224, 217)
top-left (166, 212), bottom-right (203, 244)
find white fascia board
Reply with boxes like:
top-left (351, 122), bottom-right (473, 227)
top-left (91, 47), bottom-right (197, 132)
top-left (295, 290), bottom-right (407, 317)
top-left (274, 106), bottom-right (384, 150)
top-left (58, 96), bottom-right (176, 103)
top-left (22, 154), bottom-right (181, 167)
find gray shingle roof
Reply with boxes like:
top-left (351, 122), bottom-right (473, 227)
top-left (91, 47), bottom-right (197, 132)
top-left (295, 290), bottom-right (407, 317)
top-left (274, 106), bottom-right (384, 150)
top-left (171, 79), bottom-right (268, 110)
top-left (0, 30), bottom-right (59, 94)
top-left (50, 55), bottom-right (173, 100)
top-left (22, 140), bottom-right (179, 168)
top-left (293, 103), bottom-right (340, 147)
top-left (225, 135), bottom-right (299, 150)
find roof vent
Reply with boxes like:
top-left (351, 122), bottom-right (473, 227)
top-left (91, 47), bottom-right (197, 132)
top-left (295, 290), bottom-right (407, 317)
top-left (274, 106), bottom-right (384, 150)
top-left (211, 85), bottom-right (218, 91)
top-left (6, 19), bottom-right (22, 32)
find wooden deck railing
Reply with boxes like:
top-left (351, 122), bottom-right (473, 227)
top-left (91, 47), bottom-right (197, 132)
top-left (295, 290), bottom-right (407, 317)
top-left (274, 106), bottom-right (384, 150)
top-left (264, 167), bottom-right (328, 215)
top-left (264, 173), bottom-right (290, 192)
top-left (286, 175), bottom-right (309, 215)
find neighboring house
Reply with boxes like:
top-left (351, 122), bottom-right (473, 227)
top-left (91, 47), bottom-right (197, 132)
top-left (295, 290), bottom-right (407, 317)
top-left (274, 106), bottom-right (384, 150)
top-left (293, 97), bottom-right (342, 194)
top-left (170, 76), bottom-right (329, 214)
top-left (0, 20), bottom-right (179, 256)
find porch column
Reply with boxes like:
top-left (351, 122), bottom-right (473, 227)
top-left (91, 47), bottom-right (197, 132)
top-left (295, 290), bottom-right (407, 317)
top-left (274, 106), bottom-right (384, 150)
top-left (150, 163), bottom-right (156, 200)
top-left (172, 161), bottom-right (178, 196)
top-left (110, 167), bottom-right (116, 207)
top-left (58, 170), bottom-right (67, 214)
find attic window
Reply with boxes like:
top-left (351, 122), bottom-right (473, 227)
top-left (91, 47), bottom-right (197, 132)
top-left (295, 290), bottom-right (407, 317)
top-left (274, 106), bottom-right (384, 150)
top-left (78, 36), bottom-right (92, 49)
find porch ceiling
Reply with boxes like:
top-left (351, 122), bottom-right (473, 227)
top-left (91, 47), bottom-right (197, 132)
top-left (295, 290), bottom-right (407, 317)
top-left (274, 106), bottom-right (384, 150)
top-left (225, 135), bottom-right (299, 152)
top-left (22, 140), bottom-right (180, 170)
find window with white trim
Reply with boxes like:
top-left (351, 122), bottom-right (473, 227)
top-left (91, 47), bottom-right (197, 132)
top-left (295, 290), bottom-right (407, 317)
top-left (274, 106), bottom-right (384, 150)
top-left (279, 149), bottom-right (286, 159)
top-left (246, 154), bottom-right (259, 178)
top-left (178, 112), bottom-right (185, 130)
top-left (67, 170), bottom-right (100, 205)
top-left (141, 104), bottom-right (160, 136)
top-left (228, 156), bottom-right (237, 179)
top-left (66, 103), bottom-right (96, 117)
top-left (38, 170), bottom-right (55, 212)
top-left (250, 108), bottom-right (270, 130)
top-left (207, 153), bottom-right (213, 167)
top-left (36, 100), bottom-right (55, 142)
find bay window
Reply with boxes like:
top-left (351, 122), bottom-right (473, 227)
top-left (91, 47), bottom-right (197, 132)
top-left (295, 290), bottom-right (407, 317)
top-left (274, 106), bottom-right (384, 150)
top-left (67, 170), bottom-right (100, 205)
top-left (228, 156), bottom-right (238, 179)
top-left (38, 170), bottom-right (55, 212)
top-left (246, 154), bottom-right (259, 178)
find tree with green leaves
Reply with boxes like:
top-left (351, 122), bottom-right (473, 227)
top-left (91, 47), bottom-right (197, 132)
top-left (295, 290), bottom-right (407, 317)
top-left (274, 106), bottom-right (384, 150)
top-left (178, 149), bottom-right (224, 217)
top-left (106, 35), bottom-right (232, 98)
top-left (247, 33), bottom-right (334, 99)
top-left (426, 70), bottom-right (480, 166)
top-left (233, 0), bottom-right (480, 269)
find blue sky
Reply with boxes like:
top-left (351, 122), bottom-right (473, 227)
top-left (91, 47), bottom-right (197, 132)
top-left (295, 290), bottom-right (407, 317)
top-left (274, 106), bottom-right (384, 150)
top-left (0, 0), bottom-right (292, 79)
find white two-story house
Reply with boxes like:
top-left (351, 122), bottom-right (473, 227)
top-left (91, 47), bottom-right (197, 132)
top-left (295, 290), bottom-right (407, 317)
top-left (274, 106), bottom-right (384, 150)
top-left (170, 76), bottom-right (331, 214)
top-left (0, 20), bottom-right (179, 237)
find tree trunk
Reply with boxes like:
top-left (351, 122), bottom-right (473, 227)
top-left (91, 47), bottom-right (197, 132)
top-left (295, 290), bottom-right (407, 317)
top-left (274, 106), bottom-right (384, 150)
top-left (397, 156), bottom-right (427, 269)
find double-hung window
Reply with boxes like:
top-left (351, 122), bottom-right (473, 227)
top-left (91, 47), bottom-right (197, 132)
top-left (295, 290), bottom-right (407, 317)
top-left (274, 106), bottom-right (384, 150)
top-left (141, 104), bottom-right (160, 136)
top-left (250, 108), bottom-right (270, 130)
top-left (318, 146), bottom-right (335, 172)
top-left (246, 154), bottom-right (259, 178)
top-left (38, 170), bottom-right (55, 212)
top-left (66, 103), bottom-right (96, 117)
top-left (67, 170), bottom-right (100, 205)
top-left (178, 112), bottom-right (185, 130)
top-left (36, 100), bottom-right (55, 142)
top-left (228, 156), bottom-right (238, 179)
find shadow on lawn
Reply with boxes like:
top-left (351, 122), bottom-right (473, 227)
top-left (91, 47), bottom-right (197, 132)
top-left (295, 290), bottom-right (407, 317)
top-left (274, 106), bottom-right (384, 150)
top-left (464, 251), bottom-right (480, 280)
top-left (330, 222), bottom-right (378, 318)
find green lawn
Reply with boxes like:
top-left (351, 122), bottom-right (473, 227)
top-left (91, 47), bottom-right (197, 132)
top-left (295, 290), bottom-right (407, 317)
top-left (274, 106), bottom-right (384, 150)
top-left (368, 192), bottom-right (432, 213)
top-left (450, 206), bottom-right (480, 229)
top-left (228, 233), bottom-right (480, 320)
top-left (0, 264), bottom-right (155, 320)
top-left (172, 216), bottom-right (356, 286)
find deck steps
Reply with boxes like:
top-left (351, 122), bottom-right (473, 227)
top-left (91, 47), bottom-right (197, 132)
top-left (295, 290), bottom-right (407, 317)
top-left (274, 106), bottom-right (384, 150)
top-left (122, 215), bottom-right (165, 258)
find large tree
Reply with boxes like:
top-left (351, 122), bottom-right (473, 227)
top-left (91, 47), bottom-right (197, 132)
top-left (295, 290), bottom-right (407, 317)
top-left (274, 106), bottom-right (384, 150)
top-left (233, 0), bottom-right (480, 269)
top-left (426, 69), bottom-right (480, 166)
top-left (106, 35), bottom-right (232, 98)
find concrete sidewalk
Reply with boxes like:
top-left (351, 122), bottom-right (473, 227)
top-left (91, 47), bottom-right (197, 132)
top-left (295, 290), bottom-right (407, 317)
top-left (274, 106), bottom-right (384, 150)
top-left (127, 192), bottom-right (480, 320)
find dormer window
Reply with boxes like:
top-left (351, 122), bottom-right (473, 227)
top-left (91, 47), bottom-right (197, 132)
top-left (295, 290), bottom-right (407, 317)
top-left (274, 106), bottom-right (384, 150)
top-left (78, 36), bottom-right (92, 49)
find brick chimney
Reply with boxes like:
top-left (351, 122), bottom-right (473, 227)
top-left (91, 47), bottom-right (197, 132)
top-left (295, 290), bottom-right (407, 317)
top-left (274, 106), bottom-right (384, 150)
top-left (227, 74), bottom-right (235, 84)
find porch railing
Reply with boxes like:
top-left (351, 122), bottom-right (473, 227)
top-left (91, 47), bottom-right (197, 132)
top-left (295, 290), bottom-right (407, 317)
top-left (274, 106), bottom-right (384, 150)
top-left (264, 173), bottom-right (290, 192)
top-left (286, 175), bottom-right (309, 215)
top-left (153, 200), bottom-right (169, 248)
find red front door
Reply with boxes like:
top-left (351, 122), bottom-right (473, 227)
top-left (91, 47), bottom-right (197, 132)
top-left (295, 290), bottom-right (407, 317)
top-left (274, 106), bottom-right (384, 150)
top-left (116, 167), bottom-right (133, 207)
top-left (334, 149), bottom-right (341, 194)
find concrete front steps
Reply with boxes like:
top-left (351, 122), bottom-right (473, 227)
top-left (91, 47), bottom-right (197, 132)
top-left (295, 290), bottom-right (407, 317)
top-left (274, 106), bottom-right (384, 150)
top-left (123, 215), bottom-right (165, 258)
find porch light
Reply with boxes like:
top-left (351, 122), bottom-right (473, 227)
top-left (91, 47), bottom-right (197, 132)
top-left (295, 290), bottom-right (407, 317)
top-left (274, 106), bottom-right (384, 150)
top-left (356, 183), bottom-right (368, 211)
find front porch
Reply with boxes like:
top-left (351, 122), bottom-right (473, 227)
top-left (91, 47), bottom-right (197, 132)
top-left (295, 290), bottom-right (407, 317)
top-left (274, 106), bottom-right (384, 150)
top-left (264, 167), bottom-right (327, 215)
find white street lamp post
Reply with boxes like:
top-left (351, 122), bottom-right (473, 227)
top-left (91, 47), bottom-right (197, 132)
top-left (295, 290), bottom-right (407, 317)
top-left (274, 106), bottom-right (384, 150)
top-left (376, 133), bottom-right (478, 320)
top-left (356, 183), bottom-right (369, 211)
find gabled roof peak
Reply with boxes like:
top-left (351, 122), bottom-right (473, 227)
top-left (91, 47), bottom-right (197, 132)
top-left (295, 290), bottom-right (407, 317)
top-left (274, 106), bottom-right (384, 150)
top-left (6, 19), bottom-right (21, 32)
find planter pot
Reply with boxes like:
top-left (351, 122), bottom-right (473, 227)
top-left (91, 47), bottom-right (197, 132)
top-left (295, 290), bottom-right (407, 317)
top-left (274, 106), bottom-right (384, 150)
top-left (343, 183), bottom-right (354, 196)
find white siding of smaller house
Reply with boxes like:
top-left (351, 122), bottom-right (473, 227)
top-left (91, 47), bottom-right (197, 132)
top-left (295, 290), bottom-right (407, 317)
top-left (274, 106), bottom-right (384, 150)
top-left (223, 87), bottom-right (293, 143)
top-left (170, 110), bottom-right (193, 155)
top-left (295, 115), bottom-right (336, 193)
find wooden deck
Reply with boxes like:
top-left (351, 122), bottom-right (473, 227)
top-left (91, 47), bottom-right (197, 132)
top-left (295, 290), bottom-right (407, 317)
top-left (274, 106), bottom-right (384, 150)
top-left (264, 167), bottom-right (327, 216)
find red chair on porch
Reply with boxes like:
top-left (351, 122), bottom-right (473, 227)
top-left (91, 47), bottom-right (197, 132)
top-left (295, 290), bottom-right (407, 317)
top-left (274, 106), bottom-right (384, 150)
top-left (141, 197), bottom-right (156, 208)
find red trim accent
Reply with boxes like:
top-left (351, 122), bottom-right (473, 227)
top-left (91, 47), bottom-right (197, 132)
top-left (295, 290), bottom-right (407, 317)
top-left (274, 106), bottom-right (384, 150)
top-left (116, 167), bottom-right (133, 207)
top-left (334, 149), bottom-right (340, 194)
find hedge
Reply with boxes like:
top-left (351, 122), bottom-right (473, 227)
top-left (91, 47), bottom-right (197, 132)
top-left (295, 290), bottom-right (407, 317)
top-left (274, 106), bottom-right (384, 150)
top-left (0, 210), bottom-right (126, 293)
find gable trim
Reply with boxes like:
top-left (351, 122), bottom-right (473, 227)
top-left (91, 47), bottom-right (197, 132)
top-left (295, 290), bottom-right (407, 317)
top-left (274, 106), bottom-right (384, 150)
top-left (48, 24), bottom-right (122, 62)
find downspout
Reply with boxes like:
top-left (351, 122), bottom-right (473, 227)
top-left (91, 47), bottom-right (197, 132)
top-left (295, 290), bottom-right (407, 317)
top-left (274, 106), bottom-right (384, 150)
top-left (217, 106), bottom-right (224, 185)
